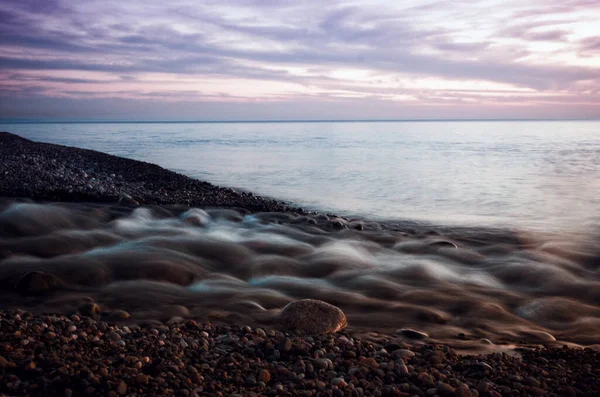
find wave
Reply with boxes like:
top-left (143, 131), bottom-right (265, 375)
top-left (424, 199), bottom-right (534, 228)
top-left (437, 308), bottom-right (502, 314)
top-left (0, 199), bottom-right (599, 350)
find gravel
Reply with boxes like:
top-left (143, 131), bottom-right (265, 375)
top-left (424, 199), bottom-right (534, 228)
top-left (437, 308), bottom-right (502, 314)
top-left (0, 132), bottom-right (298, 213)
top-left (0, 310), bottom-right (598, 397)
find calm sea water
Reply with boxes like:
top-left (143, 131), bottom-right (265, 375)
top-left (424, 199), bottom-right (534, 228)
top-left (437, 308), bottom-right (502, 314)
top-left (2, 121), bottom-right (599, 231)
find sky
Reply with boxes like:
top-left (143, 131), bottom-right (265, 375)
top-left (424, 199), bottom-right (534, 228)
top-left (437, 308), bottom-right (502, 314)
top-left (0, 0), bottom-right (599, 120)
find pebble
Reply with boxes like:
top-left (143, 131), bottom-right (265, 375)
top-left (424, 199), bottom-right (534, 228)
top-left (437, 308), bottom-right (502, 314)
top-left (279, 299), bottom-right (347, 334)
top-left (313, 358), bottom-right (329, 370)
top-left (331, 377), bottom-right (347, 387)
top-left (116, 381), bottom-right (127, 395)
top-left (524, 376), bottom-right (541, 387)
top-left (255, 328), bottom-right (266, 338)
top-left (396, 363), bottom-right (409, 375)
top-left (455, 384), bottom-right (472, 397)
top-left (360, 357), bottom-right (379, 369)
top-left (136, 374), bottom-right (149, 384)
top-left (77, 302), bottom-right (101, 318)
top-left (398, 328), bottom-right (429, 339)
top-left (257, 369), bottom-right (271, 383)
top-left (278, 337), bottom-right (293, 352)
top-left (437, 383), bottom-right (455, 395)
top-left (110, 310), bottom-right (132, 320)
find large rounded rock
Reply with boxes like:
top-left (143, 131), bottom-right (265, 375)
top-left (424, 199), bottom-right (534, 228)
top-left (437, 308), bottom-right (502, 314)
top-left (279, 299), bottom-right (347, 334)
top-left (15, 271), bottom-right (66, 295)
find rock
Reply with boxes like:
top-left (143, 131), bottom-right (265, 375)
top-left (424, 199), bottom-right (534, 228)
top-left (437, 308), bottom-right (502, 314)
top-left (181, 208), bottom-right (211, 226)
top-left (524, 376), bottom-right (541, 388)
top-left (258, 369), bottom-right (271, 383)
top-left (417, 372), bottom-right (434, 386)
top-left (279, 299), bottom-right (347, 334)
top-left (170, 305), bottom-right (190, 318)
top-left (255, 328), bottom-right (266, 338)
top-left (118, 193), bottom-right (139, 207)
top-left (15, 271), bottom-right (65, 295)
top-left (313, 358), bottom-right (330, 370)
top-left (331, 378), bottom-right (347, 387)
top-left (398, 328), bottom-right (429, 339)
top-left (438, 383), bottom-right (456, 395)
top-left (136, 374), bottom-right (149, 384)
top-left (455, 385), bottom-right (472, 397)
top-left (116, 381), bottom-right (127, 395)
top-left (278, 338), bottom-right (293, 352)
top-left (77, 302), bottom-right (101, 318)
top-left (477, 382), bottom-right (491, 393)
top-left (396, 363), bottom-right (409, 375)
top-left (107, 309), bottom-right (131, 320)
top-left (359, 357), bottom-right (379, 369)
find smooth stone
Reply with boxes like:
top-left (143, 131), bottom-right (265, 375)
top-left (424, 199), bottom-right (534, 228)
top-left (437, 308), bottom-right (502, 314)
top-left (278, 338), bottom-right (293, 353)
top-left (116, 381), bottom-right (127, 395)
top-left (331, 378), bottom-right (347, 387)
top-left (108, 310), bottom-right (131, 320)
top-left (359, 357), bottom-right (379, 369)
top-left (258, 370), bottom-right (271, 383)
top-left (396, 363), bottom-right (409, 375)
top-left (398, 328), bottom-right (429, 339)
top-left (455, 385), bottom-right (472, 397)
top-left (392, 349), bottom-right (415, 359)
top-left (15, 271), bottom-right (65, 295)
top-left (313, 358), bottom-right (329, 370)
top-left (118, 193), bottom-right (139, 207)
top-left (279, 299), bottom-right (347, 334)
top-left (438, 383), bottom-right (456, 396)
top-left (77, 302), bottom-right (101, 318)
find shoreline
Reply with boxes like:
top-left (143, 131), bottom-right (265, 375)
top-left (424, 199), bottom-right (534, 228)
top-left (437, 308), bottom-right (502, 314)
top-left (1, 131), bottom-right (599, 395)
top-left (1, 309), bottom-right (599, 397)
top-left (0, 131), bottom-right (299, 214)
top-left (0, 131), bottom-right (519, 235)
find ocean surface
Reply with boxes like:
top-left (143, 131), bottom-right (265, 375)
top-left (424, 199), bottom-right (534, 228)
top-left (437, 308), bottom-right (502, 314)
top-left (1, 120), bottom-right (599, 232)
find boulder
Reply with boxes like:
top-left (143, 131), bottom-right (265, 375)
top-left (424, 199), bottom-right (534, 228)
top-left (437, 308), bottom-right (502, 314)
top-left (15, 271), bottom-right (66, 295)
top-left (279, 299), bottom-right (347, 334)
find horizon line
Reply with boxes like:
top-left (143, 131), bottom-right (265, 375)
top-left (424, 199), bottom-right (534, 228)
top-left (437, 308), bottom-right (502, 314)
top-left (1, 117), bottom-right (600, 124)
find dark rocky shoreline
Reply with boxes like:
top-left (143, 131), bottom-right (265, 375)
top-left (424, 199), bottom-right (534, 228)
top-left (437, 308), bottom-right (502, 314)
top-left (1, 310), bottom-right (598, 397)
top-left (1, 131), bottom-right (599, 396)
top-left (0, 132), bottom-right (296, 214)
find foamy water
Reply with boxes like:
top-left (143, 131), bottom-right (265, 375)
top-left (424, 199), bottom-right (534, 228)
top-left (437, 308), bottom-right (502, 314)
top-left (2, 120), bottom-right (599, 232)
top-left (1, 200), bottom-right (599, 349)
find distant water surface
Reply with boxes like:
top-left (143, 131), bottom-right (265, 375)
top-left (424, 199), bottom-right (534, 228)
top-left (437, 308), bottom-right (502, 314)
top-left (2, 120), bottom-right (599, 232)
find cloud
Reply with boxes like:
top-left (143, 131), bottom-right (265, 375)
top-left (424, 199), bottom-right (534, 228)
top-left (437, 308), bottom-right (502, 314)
top-left (0, 0), bottom-right (599, 119)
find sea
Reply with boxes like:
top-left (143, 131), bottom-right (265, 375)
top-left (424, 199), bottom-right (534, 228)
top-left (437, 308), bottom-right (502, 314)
top-left (1, 120), bottom-right (599, 232)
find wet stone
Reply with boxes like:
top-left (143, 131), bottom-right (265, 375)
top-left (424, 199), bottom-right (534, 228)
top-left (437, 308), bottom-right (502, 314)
top-left (279, 299), bottom-right (347, 334)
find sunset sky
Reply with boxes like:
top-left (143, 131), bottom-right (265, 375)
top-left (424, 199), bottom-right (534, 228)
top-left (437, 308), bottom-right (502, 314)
top-left (1, 0), bottom-right (599, 120)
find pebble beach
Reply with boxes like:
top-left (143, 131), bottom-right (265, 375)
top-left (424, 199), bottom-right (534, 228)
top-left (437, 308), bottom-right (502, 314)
top-left (1, 131), bottom-right (599, 396)
top-left (1, 310), bottom-right (598, 397)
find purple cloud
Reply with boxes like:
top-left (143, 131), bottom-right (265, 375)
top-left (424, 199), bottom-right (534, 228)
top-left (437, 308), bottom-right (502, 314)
top-left (0, 0), bottom-right (599, 119)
